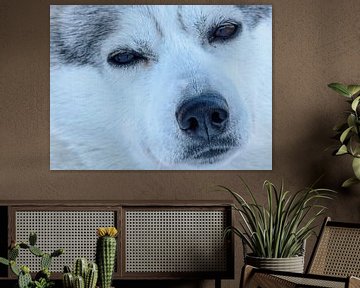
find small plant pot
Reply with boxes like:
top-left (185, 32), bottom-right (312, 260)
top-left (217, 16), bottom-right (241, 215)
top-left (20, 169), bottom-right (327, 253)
top-left (245, 254), bottom-right (305, 273)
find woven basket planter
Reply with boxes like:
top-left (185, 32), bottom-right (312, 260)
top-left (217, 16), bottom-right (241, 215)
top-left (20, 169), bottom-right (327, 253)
top-left (245, 254), bottom-right (305, 273)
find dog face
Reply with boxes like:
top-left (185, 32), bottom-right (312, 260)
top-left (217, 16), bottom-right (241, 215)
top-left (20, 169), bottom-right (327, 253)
top-left (51, 5), bottom-right (271, 169)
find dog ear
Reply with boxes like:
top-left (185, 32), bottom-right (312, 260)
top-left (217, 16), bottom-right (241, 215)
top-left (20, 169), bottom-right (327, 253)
top-left (50, 5), bottom-right (118, 66)
top-left (236, 5), bottom-right (272, 28)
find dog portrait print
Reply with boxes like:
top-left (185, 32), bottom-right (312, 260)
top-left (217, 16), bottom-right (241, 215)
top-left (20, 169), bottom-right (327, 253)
top-left (50, 5), bottom-right (272, 170)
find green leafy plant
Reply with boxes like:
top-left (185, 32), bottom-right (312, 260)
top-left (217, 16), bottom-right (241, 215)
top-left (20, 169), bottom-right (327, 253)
top-left (329, 83), bottom-right (360, 187)
top-left (33, 278), bottom-right (54, 288)
top-left (220, 178), bottom-right (335, 258)
top-left (0, 232), bottom-right (63, 288)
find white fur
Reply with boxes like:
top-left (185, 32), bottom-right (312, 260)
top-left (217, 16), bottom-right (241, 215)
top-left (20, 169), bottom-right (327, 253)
top-left (50, 5), bottom-right (272, 170)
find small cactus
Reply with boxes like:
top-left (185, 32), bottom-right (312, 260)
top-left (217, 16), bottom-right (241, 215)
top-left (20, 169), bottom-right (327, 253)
top-left (74, 258), bottom-right (88, 279)
top-left (41, 253), bottom-right (52, 270)
top-left (9, 246), bottom-right (19, 260)
top-left (29, 245), bottom-right (44, 257)
top-left (51, 248), bottom-right (64, 257)
top-left (96, 227), bottom-right (118, 288)
top-left (74, 275), bottom-right (85, 288)
top-left (63, 272), bottom-right (74, 288)
top-left (10, 260), bottom-right (20, 276)
top-left (62, 265), bottom-right (74, 288)
top-left (85, 263), bottom-right (98, 288)
top-left (29, 232), bottom-right (37, 246)
top-left (35, 268), bottom-right (51, 281)
top-left (18, 268), bottom-right (32, 288)
top-left (64, 265), bottom-right (72, 273)
top-left (63, 259), bottom-right (98, 288)
top-left (0, 232), bottom-right (63, 288)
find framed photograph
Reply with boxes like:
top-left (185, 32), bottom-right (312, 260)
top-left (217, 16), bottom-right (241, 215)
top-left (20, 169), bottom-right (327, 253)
top-left (50, 5), bottom-right (272, 170)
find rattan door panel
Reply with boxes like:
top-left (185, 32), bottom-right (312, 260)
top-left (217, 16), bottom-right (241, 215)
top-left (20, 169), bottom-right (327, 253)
top-left (12, 208), bottom-right (117, 274)
top-left (122, 207), bottom-right (233, 279)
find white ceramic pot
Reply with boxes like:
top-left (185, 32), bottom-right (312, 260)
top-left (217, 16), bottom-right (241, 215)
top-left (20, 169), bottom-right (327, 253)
top-left (245, 254), bottom-right (305, 273)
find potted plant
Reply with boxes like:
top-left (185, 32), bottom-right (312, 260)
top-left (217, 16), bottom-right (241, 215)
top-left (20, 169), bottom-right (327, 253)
top-left (62, 258), bottom-right (98, 288)
top-left (96, 227), bottom-right (118, 288)
top-left (0, 232), bottom-right (64, 288)
top-left (328, 83), bottom-right (360, 187)
top-left (220, 179), bottom-right (334, 273)
top-left (61, 227), bottom-right (117, 288)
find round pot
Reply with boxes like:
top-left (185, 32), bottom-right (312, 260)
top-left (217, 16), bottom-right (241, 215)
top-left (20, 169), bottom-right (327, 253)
top-left (245, 254), bottom-right (304, 273)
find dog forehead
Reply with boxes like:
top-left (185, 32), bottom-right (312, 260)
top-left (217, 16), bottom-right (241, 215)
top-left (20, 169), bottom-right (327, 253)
top-left (112, 5), bottom-right (243, 43)
top-left (50, 5), bottom-right (271, 66)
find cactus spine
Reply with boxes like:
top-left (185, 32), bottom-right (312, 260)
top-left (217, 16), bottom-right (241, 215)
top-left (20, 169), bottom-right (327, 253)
top-left (96, 227), bottom-right (118, 288)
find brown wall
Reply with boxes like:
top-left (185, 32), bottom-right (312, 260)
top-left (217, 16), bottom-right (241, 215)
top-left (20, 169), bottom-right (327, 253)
top-left (1, 0), bottom-right (360, 287)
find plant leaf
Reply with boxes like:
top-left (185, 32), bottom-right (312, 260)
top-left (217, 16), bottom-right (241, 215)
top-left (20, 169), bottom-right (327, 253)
top-left (328, 83), bottom-right (351, 97)
top-left (342, 177), bottom-right (360, 188)
top-left (221, 179), bottom-right (335, 258)
top-left (10, 261), bottom-right (20, 276)
top-left (351, 96), bottom-right (360, 111)
top-left (336, 145), bottom-right (348, 155)
top-left (347, 114), bottom-right (356, 129)
top-left (340, 126), bottom-right (353, 143)
top-left (0, 257), bottom-right (9, 266)
top-left (348, 85), bottom-right (360, 97)
top-left (352, 157), bottom-right (360, 179)
top-left (349, 135), bottom-right (360, 157)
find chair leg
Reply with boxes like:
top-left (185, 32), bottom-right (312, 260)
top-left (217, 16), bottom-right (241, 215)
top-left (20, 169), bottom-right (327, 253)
top-left (240, 265), bottom-right (255, 288)
top-left (215, 278), bottom-right (221, 288)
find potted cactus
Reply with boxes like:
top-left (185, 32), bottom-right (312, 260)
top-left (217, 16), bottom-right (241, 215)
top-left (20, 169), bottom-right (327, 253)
top-left (62, 258), bottom-right (98, 288)
top-left (96, 227), bottom-right (118, 288)
top-left (0, 232), bottom-right (64, 288)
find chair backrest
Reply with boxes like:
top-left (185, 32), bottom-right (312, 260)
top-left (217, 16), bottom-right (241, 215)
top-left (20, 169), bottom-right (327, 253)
top-left (307, 217), bottom-right (360, 277)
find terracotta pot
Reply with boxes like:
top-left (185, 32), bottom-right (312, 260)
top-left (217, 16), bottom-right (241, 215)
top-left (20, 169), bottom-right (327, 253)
top-left (245, 254), bottom-right (304, 273)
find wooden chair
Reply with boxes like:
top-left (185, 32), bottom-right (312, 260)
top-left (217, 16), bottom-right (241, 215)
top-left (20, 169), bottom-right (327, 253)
top-left (241, 217), bottom-right (360, 288)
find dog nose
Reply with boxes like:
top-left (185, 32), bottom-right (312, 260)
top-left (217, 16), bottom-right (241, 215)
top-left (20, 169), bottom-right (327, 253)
top-left (176, 93), bottom-right (229, 140)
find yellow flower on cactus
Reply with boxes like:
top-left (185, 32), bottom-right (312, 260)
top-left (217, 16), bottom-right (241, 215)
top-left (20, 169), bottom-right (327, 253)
top-left (97, 227), bottom-right (118, 238)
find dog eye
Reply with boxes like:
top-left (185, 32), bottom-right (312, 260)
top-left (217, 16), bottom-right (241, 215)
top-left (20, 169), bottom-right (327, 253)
top-left (108, 51), bottom-right (144, 66)
top-left (210, 22), bottom-right (240, 42)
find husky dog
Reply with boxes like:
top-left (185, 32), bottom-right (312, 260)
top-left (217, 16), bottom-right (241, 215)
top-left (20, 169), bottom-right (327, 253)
top-left (50, 5), bottom-right (272, 170)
